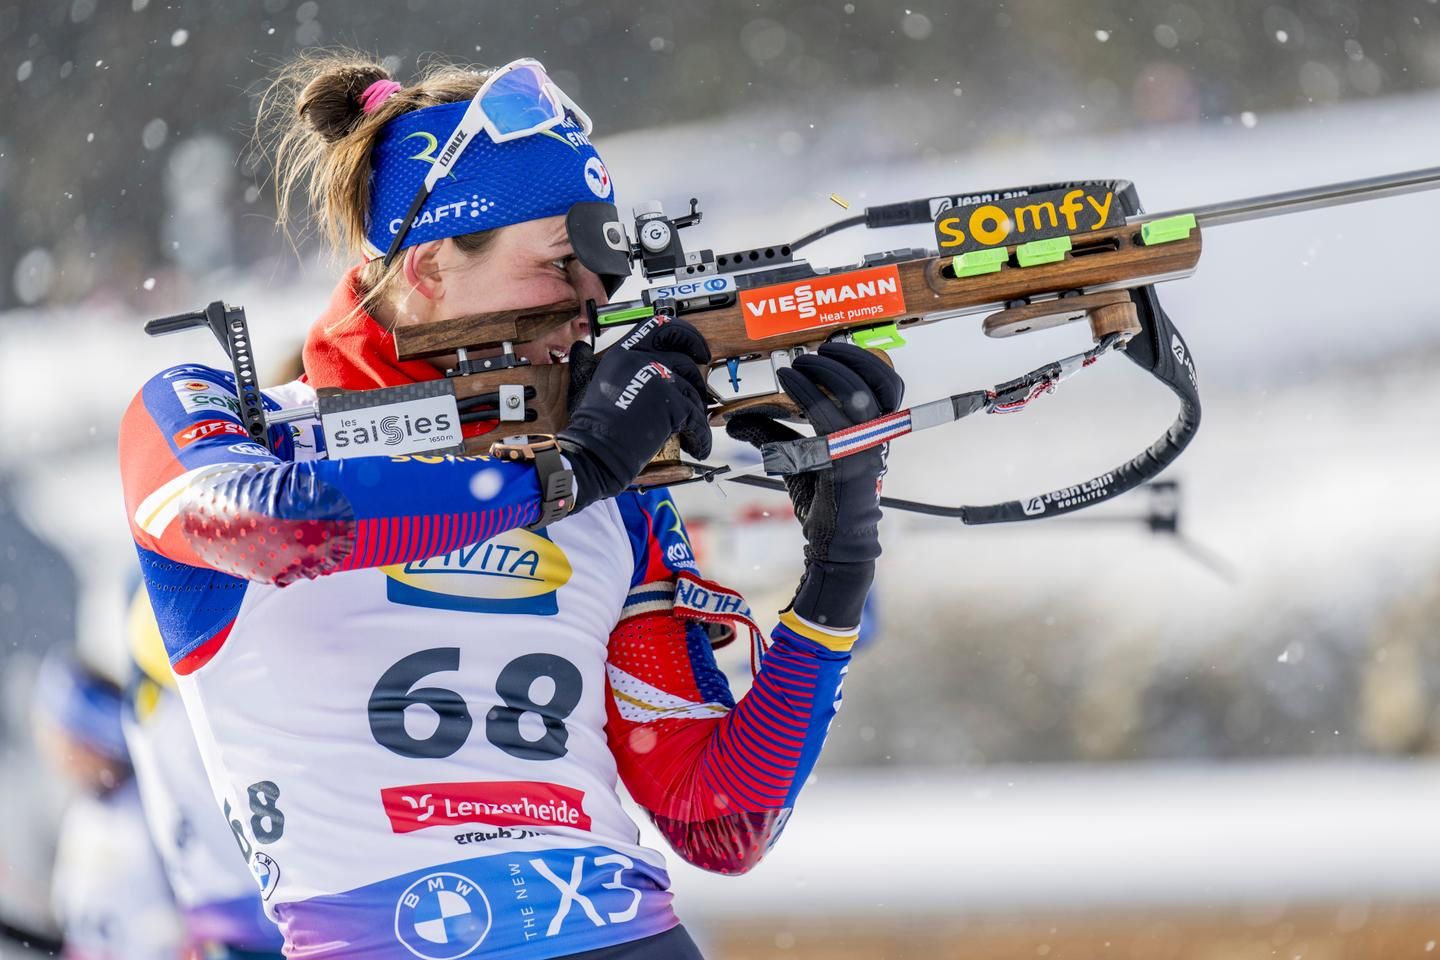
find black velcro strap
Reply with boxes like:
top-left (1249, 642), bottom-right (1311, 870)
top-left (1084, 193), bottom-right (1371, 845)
top-left (529, 445), bottom-right (576, 530)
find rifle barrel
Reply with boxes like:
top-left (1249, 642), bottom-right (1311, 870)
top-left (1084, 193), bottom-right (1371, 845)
top-left (1134, 165), bottom-right (1440, 229)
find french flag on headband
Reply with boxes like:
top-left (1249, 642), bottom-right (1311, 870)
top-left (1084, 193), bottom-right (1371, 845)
top-left (363, 100), bottom-right (615, 260)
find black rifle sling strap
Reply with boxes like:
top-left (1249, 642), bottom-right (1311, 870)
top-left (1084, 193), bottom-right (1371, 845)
top-left (958, 180), bottom-right (1202, 523)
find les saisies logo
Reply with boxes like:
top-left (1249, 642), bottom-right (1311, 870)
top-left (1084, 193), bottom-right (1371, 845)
top-left (932, 186), bottom-right (1122, 254)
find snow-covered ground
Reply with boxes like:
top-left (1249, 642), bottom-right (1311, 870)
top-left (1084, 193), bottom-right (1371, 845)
top-left (653, 759), bottom-right (1440, 917)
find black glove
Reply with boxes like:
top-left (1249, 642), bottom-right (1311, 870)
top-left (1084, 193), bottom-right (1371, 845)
top-left (559, 317), bottom-right (712, 512)
top-left (726, 342), bottom-right (903, 628)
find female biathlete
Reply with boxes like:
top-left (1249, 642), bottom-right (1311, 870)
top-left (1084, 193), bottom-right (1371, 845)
top-left (118, 53), bottom-right (901, 960)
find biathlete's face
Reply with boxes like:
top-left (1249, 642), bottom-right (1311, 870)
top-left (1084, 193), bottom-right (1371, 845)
top-left (403, 215), bottom-right (604, 367)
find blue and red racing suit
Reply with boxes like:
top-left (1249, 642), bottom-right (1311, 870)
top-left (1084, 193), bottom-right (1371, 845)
top-left (117, 285), bottom-right (860, 959)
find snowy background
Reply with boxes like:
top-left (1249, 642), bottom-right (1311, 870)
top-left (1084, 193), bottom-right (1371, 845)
top-left (4, 1), bottom-right (1440, 956)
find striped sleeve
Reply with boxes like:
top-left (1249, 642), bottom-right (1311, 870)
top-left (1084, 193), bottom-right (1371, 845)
top-left (605, 490), bottom-right (853, 875)
top-left (119, 364), bottom-right (542, 586)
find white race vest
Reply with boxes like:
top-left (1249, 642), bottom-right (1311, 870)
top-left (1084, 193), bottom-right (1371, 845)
top-left (173, 382), bottom-right (678, 958)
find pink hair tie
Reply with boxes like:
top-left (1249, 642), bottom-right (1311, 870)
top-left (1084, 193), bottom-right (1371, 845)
top-left (359, 79), bottom-right (403, 115)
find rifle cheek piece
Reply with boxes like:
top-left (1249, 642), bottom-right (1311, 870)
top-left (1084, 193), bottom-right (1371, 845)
top-left (567, 201), bottom-right (632, 297)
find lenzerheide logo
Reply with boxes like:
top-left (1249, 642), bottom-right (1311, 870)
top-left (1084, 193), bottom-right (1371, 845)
top-left (381, 781), bottom-right (591, 834)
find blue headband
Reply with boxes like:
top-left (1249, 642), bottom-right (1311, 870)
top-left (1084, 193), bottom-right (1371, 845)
top-left (363, 101), bottom-right (615, 259)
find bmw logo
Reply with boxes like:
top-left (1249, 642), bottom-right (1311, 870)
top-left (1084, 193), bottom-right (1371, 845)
top-left (251, 852), bottom-right (280, 901)
top-left (393, 872), bottom-right (492, 959)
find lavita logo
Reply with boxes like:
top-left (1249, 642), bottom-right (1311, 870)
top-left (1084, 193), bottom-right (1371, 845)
top-left (383, 528), bottom-right (572, 615)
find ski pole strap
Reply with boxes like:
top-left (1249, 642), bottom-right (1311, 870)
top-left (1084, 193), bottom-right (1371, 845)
top-left (756, 179), bottom-right (1202, 523)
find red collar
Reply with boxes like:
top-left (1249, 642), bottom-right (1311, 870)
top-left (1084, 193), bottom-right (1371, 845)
top-left (302, 265), bottom-right (444, 391)
top-left (302, 267), bottom-right (496, 437)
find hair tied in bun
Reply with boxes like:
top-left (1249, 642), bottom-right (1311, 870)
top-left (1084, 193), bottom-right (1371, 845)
top-left (360, 79), bottom-right (403, 115)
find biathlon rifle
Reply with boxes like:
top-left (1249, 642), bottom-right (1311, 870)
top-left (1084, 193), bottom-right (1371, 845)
top-left (146, 167), bottom-right (1440, 523)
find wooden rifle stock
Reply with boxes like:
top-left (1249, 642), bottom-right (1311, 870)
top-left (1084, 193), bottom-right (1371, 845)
top-left (390, 223), bottom-right (1202, 474)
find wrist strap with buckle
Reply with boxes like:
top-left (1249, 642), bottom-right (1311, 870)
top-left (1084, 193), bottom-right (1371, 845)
top-left (488, 435), bottom-right (575, 529)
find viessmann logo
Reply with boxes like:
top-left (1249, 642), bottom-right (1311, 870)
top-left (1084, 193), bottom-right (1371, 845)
top-left (740, 264), bottom-right (906, 340)
top-left (381, 781), bottom-right (591, 834)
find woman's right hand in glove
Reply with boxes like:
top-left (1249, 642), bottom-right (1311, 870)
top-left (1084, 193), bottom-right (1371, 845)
top-left (726, 342), bottom-right (904, 629)
top-left (559, 317), bottom-right (713, 512)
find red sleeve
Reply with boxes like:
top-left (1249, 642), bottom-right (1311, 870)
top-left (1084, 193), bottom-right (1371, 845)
top-left (605, 493), bottom-right (854, 875)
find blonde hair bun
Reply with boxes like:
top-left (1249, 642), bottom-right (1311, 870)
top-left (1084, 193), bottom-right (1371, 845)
top-left (298, 62), bottom-right (392, 144)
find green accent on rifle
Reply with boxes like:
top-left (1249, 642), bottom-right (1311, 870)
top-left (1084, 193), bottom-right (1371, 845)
top-left (1015, 236), bottom-right (1073, 267)
top-left (597, 306), bottom-right (655, 327)
top-left (851, 323), bottom-right (907, 351)
top-left (1140, 213), bottom-right (1197, 246)
top-left (952, 248), bottom-right (1009, 277)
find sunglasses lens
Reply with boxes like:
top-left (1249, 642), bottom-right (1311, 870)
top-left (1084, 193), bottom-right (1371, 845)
top-left (482, 64), bottom-right (563, 136)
